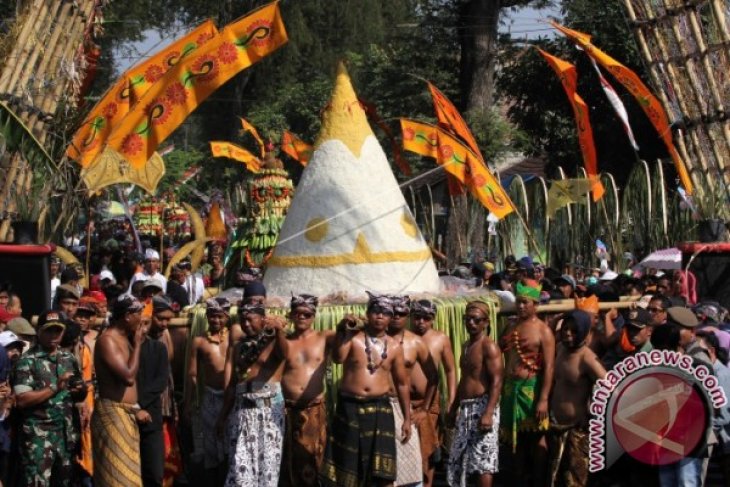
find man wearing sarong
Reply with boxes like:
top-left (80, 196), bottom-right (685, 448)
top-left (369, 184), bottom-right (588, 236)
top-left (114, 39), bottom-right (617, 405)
top-left (278, 294), bottom-right (335, 487)
top-left (93, 295), bottom-right (147, 487)
top-left (13, 311), bottom-right (87, 486)
top-left (548, 310), bottom-right (606, 487)
top-left (387, 295), bottom-right (437, 487)
top-left (188, 297), bottom-right (231, 484)
top-left (447, 301), bottom-right (502, 487)
top-left (499, 279), bottom-right (555, 487)
top-left (217, 303), bottom-right (285, 487)
top-left (320, 293), bottom-right (412, 487)
top-left (410, 299), bottom-right (457, 487)
top-left (136, 296), bottom-right (172, 487)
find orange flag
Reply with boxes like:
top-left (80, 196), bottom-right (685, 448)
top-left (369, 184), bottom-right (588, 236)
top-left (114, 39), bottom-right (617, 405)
top-left (401, 119), bottom-right (514, 219)
top-left (210, 141), bottom-right (261, 172)
top-left (67, 20), bottom-right (219, 168)
top-left (537, 49), bottom-right (605, 201)
top-left (427, 83), bottom-right (476, 195)
top-left (106, 2), bottom-right (288, 169)
top-left (281, 130), bottom-right (312, 166)
top-left (240, 118), bottom-right (265, 157)
top-left (551, 21), bottom-right (693, 194)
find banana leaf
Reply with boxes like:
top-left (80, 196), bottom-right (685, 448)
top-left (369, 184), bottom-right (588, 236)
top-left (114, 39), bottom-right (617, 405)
top-left (0, 101), bottom-right (54, 168)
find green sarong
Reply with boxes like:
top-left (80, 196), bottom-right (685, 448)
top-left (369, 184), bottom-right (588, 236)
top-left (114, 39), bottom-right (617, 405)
top-left (499, 376), bottom-right (549, 451)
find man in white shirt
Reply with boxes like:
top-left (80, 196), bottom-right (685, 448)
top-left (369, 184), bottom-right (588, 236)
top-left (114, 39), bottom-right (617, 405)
top-left (128, 249), bottom-right (167, 295)
top-left (180, 261), bottom-right (205, 305)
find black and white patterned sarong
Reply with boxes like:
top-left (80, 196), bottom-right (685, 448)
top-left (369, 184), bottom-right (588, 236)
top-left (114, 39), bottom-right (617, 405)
top-left (201, 386), bottom-right (226, 469)
top-left (225, 382), bottom-right (285, 487)
top-left (447, 395), bottom-right (499, 486)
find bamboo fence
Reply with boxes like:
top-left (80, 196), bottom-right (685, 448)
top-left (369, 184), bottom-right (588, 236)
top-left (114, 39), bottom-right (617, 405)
top-left (0, 0), bottom-right (102, 242)
top-left (621, 0), bottom-right (730, 190)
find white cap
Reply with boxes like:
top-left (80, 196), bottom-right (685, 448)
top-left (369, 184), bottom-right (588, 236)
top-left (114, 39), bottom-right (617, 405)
top-left (0, 331), bottom-right (24, 349)
top-left (142, 277), bottom-right (164, 291)
top-left (599, 270), bottom-right (619, 281)
top-left (99, 269), bottom-right (117, 284)
top-left (144, 248), bottom-right (160, 261)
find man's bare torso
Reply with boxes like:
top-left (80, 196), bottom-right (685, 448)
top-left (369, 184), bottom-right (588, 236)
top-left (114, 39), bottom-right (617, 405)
top-left (281, 330), bottom-right (329, 404)
top-left (95, 329), bottom-right (137, 404)
top-left (340, 333), bottom-right (400, 398)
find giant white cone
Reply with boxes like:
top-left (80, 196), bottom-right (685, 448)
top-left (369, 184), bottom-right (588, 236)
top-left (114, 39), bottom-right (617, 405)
top-left (264, 64), bottom-right (441, 298)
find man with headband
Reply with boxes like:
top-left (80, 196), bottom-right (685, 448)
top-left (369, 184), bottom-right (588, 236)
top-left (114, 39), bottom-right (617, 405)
top-left (188, 297), bottom-right (231, 484)
top-left (446, 300), bottom-right (502, 487)
top-left (410, 299), bottom-right (457, 487)
top-left (548, 310), bottom-right (606, 487)
top-left (217, 301), bottom-right (285, 486)
top-left (321, 292), bottom-right (411, 487)
top-left (386, 295), bottom-right (437, 487)
top-left (279, 294), bottom-right (334, 487)
top-left (500, 278), bottom-right (555, 487)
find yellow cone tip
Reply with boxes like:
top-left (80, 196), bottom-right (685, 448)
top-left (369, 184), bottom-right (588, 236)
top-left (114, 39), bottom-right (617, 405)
top-left (314, 61), bottom-right (374, 157)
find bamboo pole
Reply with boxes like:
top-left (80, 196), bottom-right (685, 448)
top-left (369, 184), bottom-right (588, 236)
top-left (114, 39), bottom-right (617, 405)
top-left (621, 0), bottom-right (707, 190)
top-left (0, 0), bottom-right (47, 93)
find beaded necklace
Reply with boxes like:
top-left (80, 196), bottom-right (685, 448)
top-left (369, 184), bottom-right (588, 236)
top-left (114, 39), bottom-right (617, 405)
top-left (364, 333), bottom-right (388, 373)
top-left (507, 329), bottom-right (542, 375)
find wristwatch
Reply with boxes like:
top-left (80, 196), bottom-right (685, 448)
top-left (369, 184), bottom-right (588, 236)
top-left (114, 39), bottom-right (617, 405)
top-left (49, 383), bottom-right (58, 395)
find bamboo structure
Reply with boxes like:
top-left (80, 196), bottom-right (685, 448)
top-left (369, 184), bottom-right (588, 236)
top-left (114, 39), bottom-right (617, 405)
top-left (0, 0), bottom-right (102, 241)
top-left (622, 0), bottom-right (730, 190)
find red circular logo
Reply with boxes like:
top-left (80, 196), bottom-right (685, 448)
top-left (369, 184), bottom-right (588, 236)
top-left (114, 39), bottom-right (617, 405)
top-left (611, 372), bottom-right (707, 465)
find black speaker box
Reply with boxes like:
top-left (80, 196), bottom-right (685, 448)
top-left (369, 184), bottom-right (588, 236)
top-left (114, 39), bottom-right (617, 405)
top-left (0, 244), bottom-right (52, 319)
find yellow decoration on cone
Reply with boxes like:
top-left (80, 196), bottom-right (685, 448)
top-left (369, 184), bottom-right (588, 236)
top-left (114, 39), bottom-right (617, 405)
top-left (314, 62), bottom-right (373, 157)
top-left (304, 217), bottom-right (329, 242)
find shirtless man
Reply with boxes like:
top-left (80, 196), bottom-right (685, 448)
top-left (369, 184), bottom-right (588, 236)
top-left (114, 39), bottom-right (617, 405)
top-left (500, 279), bottom-right (555, 487)
top-left (216, 303), bottom-right (285, 487)
top-left (92, 295), bottom-right (146, 486)
top-left (223, 280), bottom-right (267, 387)
top-left (410, 298), bottom-right (457, 487)
top-left (447, 301), bottom-right (503, 487)
top-left (278, 294), bottom-right (334, 487)
top-left (387, 295), bottom-right (437, 487)
top-left (188, 298), bottom-right (230, 483)
top-left (548, 310), bottom-right (606, 487)
top-left (320, 293), bottom-right (411, 487)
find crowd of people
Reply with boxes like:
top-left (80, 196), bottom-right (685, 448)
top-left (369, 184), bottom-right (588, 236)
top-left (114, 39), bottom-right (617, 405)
top-left (0, 240), bottom-right (729, 487)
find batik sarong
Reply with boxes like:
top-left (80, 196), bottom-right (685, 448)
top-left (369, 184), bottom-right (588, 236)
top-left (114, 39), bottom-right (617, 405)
top-left (389, 396), bottom-right (422, 486)
top-left (225, 382), bottom-right (285, 487)
top-left (320, 394), bottom-right (397, 487)
top-left (412, 391), bottom-right (441, 474)
top-left (447, 395), bottom-right (499, 486)
top-left (280, 398), bottom-right (327, 487)
top-left (201, 386), bottom-right (226, 469)
top-left (91, 399), bottom-right (142, 487)
top-left (548, 423), bottom-right (589, 487)
top-left (500, 375), bottom-right (549, 450)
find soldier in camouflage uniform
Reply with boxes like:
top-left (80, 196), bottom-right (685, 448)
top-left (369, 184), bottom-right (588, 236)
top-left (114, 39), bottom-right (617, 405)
top-left (12, 311), bottom-right (87, 486)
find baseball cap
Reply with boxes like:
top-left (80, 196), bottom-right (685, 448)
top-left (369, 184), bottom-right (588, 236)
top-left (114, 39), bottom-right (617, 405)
top-left (142, 277), bottom-right (164, 291)
top-left (667, 307), bottom-right (700, 328)
top-left (57, 283), bottom-right (81, 300)
top-left (152, 295), bottom-right (175, 313)
top-left (0, 331), bottom-right (24, 349)
top-left (77, 297), bottom-right (97, 315)
top-left (99, 270), bottom-right (117, 285)
top-left (7, 317), bottom-right (36, 336)
top-left (37, 310), bottom-right (70, 331)
top-left (555, 274), bottom-right (577, 289)
top-left (623, 308), bottom-right (651, 329)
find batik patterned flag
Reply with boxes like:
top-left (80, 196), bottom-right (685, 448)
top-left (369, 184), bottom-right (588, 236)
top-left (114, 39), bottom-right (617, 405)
top-left (67, 20), bottom-right (219, 167)
top-left (546, 178), bottom-right (592, 217)
top-left (281, 130), bottom-right (312, 166)
top-left (210, 141), bottom-right (261, 172)
top-left (551, 21), bottom-right (693, 194)
top-left (240, 117), bottom-right (265, 157)
top-left (428, 82), bottom-right (480, 195)
top-left (538, 49), bottom-right (605, 201)
top-left (106, 2), bottom-right (288, 169)
top-left (401, 119), bottom-right (514, 219)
